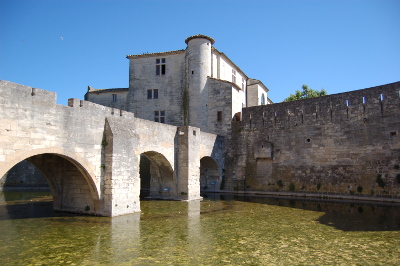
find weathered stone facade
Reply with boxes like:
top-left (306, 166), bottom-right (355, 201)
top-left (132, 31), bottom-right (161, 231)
top-left (0, 80), bottom-right (223, 216)
top-left (1, 34), bottom-right (399, 218)
top-left (85, 35), bottom-right (270, 136)
top-left (226, 82), bottom-right (400, 198)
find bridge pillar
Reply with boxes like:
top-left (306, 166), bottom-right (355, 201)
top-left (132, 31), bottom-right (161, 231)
top-left (176, 126), bottom-right (202, 201)
top-left (103, 118), bottom-right (140, 216)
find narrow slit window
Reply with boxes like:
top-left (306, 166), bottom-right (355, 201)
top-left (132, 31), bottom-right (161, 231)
top-left (362, 96), bottom-right (367, 104)
top-left (380, 94), bottom-right (384, 101)
top-left (112, 94), bottom-right (117, 102)
top-left (232, 69), bottom-right (236, 84)
top-left (217, 111), bottom-right (222, 122)
top-left (346, 99), bottom-right (350, 106)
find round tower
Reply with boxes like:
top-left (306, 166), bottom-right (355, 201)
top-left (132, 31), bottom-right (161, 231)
top-left (185, 34), bottom-right (215, 131)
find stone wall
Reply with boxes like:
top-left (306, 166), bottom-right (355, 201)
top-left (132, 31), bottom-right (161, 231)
top-left (226, 82), bottom-right (400, 198)
top-left (0, 80), bottom-right (223, 216)
top-left (0, 160), bottom-right (48, 189)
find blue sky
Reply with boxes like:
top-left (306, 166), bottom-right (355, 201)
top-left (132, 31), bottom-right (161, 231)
top-left (1, 0), bottom-right (399, 104)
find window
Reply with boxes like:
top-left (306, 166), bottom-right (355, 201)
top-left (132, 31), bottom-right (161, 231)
top-left (232, 69), bottom-right (236, 83)
top-left (217, 111), bottom-right (222, 122)
top-left (261, 94), bottom-right (265, 105)
top-left (112, 94), bottom-right (117, 102)
top-left (242, 78), bottom-right (245, 90)
top-left (362, 96), bottom-right (367, 104)
top-left (147, 89), bottom-right (159, 99)
top-left (154, 110), bottom-right (165, 123)
top-left (156, 58), bottom-right (166, 75)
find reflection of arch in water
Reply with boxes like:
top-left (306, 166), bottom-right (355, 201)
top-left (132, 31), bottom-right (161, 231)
top-left (0, 148), bottom-right (100, 215)
top-left (200, 156), bottom-right (221, 192)
top-left (140, 151), bottom-right (176, 199)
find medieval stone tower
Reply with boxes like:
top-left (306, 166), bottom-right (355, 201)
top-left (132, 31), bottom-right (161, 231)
top-left (85, 34), bottom-right (270, 136)
top-left (184, 35), bottom-right (215, 130)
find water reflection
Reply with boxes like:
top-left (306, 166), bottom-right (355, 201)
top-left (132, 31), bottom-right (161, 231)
top-left (203, 193), bottom-right (400, 231)
top-left (1, 191), bottom-right (400, 265)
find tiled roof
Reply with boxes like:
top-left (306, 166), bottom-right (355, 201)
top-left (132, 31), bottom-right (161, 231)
top-left (126, 49), bottom-right (185, 59)
top-left (185, 34), bottom-right (215, 45)
top-left (87, 87), bottom-right (129, 93)
top-left (207, 77), bottom-right (243, 91)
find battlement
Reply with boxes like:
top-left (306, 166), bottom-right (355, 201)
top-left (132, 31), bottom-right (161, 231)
top-left (0, 80), bottom-right (56, 104)
top-left (242, 82), bottom-right (400, 129)
top-left (0, 80), bottom-right (135, 120)
top-left (67, 98), bottom-right (135, 119)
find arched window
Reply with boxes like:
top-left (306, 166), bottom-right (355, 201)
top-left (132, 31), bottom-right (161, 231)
top-left (261, 94), bottom-right (265, 105)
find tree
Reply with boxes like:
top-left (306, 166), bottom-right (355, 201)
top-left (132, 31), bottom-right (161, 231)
top-left (283, 85), bottom-right (327, 102)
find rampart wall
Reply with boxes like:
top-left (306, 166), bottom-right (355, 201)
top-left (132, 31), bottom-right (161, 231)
top-left (226, 82), bottom-right (400, 198)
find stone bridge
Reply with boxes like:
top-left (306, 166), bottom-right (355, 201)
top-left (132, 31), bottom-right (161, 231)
top-left (0, 81), bottom-right (224, 216)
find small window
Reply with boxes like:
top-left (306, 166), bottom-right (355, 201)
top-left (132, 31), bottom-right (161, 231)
top-left (390, 131), bottom-right (397, 136)
top-left (217, 111), bottom-right (222, 122)
top-left (346, 100), bottom-right (350, 106)
top-left (232, 69), bottom-right (236, 84)
top-left (362, 96), bottom-right (367, 104)
top-left (380, 94), bottom-right (384, 101)
top-left (261, 94), bottom-right (265, 105)
top-left (112, 94), bottom-right (117, 102)
top-left (154, 110), bottom-right (165, 123)
top-left (242, 78), bottom-right (245, 90)
top-left (147, 89), bottom-right (159, 99)
top-left (156, 58), bottom-right (166, 75)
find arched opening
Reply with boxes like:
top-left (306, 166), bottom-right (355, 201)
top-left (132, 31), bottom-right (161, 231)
top-left (1, 160), bottom-right (48, 190)
top-left (1, 153), bottom-right (99, 217)
top-left (139, 151), bottom-right (176, 199)
top-left (200, 157), bottom-right (220, 192)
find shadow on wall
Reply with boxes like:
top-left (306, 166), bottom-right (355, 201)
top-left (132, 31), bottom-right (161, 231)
top-left (0, 160), bottom-right (49, 191)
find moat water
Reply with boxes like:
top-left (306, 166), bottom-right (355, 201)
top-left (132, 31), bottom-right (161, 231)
top-left (1, 191), bottom-right (400, 265)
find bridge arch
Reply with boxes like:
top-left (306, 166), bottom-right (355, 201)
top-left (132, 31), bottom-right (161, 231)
top-left (140, 151), bottom-right (176, 199)
top-left (200, 156), bottom-right (221, 192)
top-left (0, 147), bottom-right (101, 215)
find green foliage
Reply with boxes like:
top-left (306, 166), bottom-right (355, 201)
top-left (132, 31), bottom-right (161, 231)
top-left (289, 183), bottom-right (295, 192)
top-left (376, 174), bottom-right (386, 188)
top-left (85, 205), bottom-right (90, 211)
top-left (357, 186), bottom-right (363, 193)
top-left (277, 180), bottom-right (284, 188)
top-left (283, 84), bottom-right (328, 102)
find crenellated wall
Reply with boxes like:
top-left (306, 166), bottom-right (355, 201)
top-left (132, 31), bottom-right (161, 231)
top-left (226, 82), bottom-right (400, 198)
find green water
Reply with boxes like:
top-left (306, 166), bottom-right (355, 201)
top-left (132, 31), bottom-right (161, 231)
top-left (1, 192), bottom-right (400, 265)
